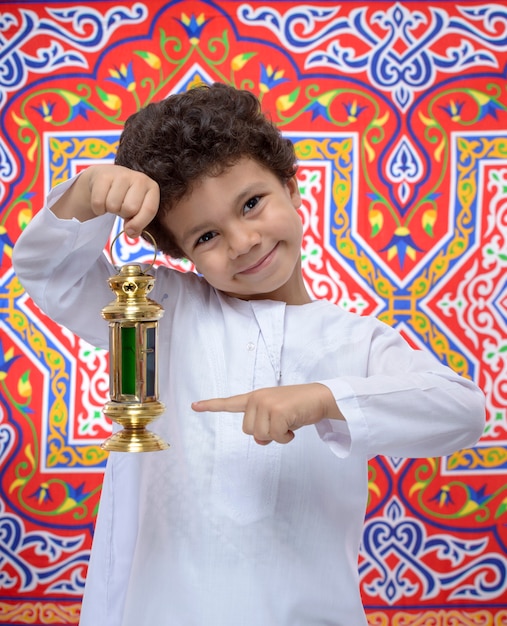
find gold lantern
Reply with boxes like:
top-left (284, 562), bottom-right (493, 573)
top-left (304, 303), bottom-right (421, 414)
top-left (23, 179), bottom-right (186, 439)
top-left (101, 232), bottom-right (169, 453)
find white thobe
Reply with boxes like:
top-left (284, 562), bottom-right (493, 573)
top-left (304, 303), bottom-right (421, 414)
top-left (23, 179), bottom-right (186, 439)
top-left (12, 181), bottom-right (485, 626)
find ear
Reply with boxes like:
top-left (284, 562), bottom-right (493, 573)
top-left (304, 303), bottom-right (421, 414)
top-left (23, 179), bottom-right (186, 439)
top-left (286, 175), bottom-right (302, 209)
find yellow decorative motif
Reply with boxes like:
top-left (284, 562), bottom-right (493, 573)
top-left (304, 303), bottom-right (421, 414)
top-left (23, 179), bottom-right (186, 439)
top-left (49, 138), bottom-right (119, 188)
top-left (135, 50), bottom-right (162, 70)
top-left (231, 52), bottom-right (256, 72)
top-left (186, 73), bottom-right (206, 91)
top-left (4, 275), bottom-right (107, 469)
top-left (276, 87), bottom-right (299, 112)
top-left (393, 135), bottom-right (507, 373)
top-left (381, 608), bottom-right (507, 625)
top-left (0, 601), bottom-right (80, 624)
top-left (448, 446), bottom-right (507, 470)
top-left (422, 208), bottom-right (437, 236)
top-left (363, 135), bottom-right (376, 163)
top-left (366, 612), bottom-right (389, 625)
top-left (368, 209), bottom-right (383, 236)
top-left (96, 87), bottom-right (123, 111)
top-left (418, 110), bottom-right (438, 128)
top-left (293, 138), bottom-right (398, 309)
top-left (366, 135), bottom-right (507, 371)
top-left (406, 307), bottom-right (471, 377)
top-left (294, 138), bottom-right (337, 161)
top-left (18, 207), bottom-right (29, 230)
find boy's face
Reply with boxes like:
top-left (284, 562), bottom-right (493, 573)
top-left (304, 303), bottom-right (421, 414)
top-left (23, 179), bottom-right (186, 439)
top-left (164, 157), bottom-right (311, 304)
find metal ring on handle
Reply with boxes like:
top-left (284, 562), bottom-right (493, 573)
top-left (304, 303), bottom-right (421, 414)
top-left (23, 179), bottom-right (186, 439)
top-left (110, 229), bottom-right (158, 273)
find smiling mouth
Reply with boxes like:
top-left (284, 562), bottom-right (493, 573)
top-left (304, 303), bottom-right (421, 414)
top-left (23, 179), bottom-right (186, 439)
top-left (238, 244), bottom-right (279, 275)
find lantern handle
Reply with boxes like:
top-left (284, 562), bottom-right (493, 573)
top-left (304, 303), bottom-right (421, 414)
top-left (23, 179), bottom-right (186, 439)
top-left (110, 229), bottom-right (159, 273)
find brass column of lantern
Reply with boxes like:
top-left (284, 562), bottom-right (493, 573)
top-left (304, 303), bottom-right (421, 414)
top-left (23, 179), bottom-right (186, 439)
top-left (101, 232), bottom-right (169, 453)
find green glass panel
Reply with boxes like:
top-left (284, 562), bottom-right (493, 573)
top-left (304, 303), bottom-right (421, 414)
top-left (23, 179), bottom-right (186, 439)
top-left (146, 327), bottom-right (156, 397)
top-left (121, 326), bottom-right (137, 395)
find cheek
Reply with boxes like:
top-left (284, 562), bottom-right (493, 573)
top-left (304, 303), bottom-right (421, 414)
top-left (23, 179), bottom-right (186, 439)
top-left (192, 254), bottom-right (221, 280)
top-left (274, 209), bottom-right (301, 234)
top-left (288, 213), bottom-right (303, 242)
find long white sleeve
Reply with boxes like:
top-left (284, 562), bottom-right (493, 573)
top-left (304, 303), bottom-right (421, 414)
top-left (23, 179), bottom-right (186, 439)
top-left (316, 321), bottom-right (485, 459)
top-left (13, 180), bottom-right (117, 349)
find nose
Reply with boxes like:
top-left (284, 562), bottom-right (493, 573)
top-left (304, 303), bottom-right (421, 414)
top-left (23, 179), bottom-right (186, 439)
top-left (227, 223), bottom-right (261, 259)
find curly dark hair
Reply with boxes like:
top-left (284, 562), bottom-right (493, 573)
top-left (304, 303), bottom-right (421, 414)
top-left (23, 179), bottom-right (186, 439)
top-left (115, 82), bottom-right (298, 257)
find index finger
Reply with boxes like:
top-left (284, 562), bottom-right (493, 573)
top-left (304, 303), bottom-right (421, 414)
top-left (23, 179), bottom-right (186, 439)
top-left (192, 393), bottom-right (250, 413)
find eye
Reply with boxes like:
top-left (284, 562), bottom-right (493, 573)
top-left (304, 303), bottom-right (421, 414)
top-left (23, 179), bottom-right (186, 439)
top-left (244, 196), bottom-right (260, 213)
top-left (195, 231), bottom-right (217, 246)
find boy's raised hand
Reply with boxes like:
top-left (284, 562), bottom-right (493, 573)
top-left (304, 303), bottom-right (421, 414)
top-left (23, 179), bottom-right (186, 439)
top-left (192, 383), bottom-right (344, 445)
top-left (52, 164), bottom-right (160, 237)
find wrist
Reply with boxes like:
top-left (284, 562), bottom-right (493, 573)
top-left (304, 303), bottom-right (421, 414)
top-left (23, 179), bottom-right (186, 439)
top-left (51, 170), bottom-right (95, 222)
top-left (315, 382), bottom-right (345, 421)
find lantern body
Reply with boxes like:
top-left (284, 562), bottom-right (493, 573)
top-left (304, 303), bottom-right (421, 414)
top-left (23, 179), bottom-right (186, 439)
top-left (101, 264), bottom-right (169, 452)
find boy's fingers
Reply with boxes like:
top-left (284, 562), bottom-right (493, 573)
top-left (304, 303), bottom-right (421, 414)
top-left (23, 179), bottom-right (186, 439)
top-left (123, 187), bottom-right (160, 236)
top-left (192, 393), bottom-right (250, 413)
top-left (193, 391), bottom-right (296, 446)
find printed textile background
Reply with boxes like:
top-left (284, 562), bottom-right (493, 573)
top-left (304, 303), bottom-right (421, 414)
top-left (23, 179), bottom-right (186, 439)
top-left (1, 1), bottom-right (507, 624)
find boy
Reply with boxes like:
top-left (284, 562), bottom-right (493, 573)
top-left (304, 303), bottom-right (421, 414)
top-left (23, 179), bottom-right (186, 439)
top-left (12, 82), bottom-right (485, 626)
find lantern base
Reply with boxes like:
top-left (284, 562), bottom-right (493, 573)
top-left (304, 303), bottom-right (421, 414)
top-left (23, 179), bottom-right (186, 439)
top-left (102, 400), bottom-right (169, 453)
top-left (102, 427), bottom-right (169, 453)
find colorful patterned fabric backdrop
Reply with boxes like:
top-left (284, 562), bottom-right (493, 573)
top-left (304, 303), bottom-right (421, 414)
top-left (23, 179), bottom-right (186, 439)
top-left (1, 1), bottom-right (506, 624)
